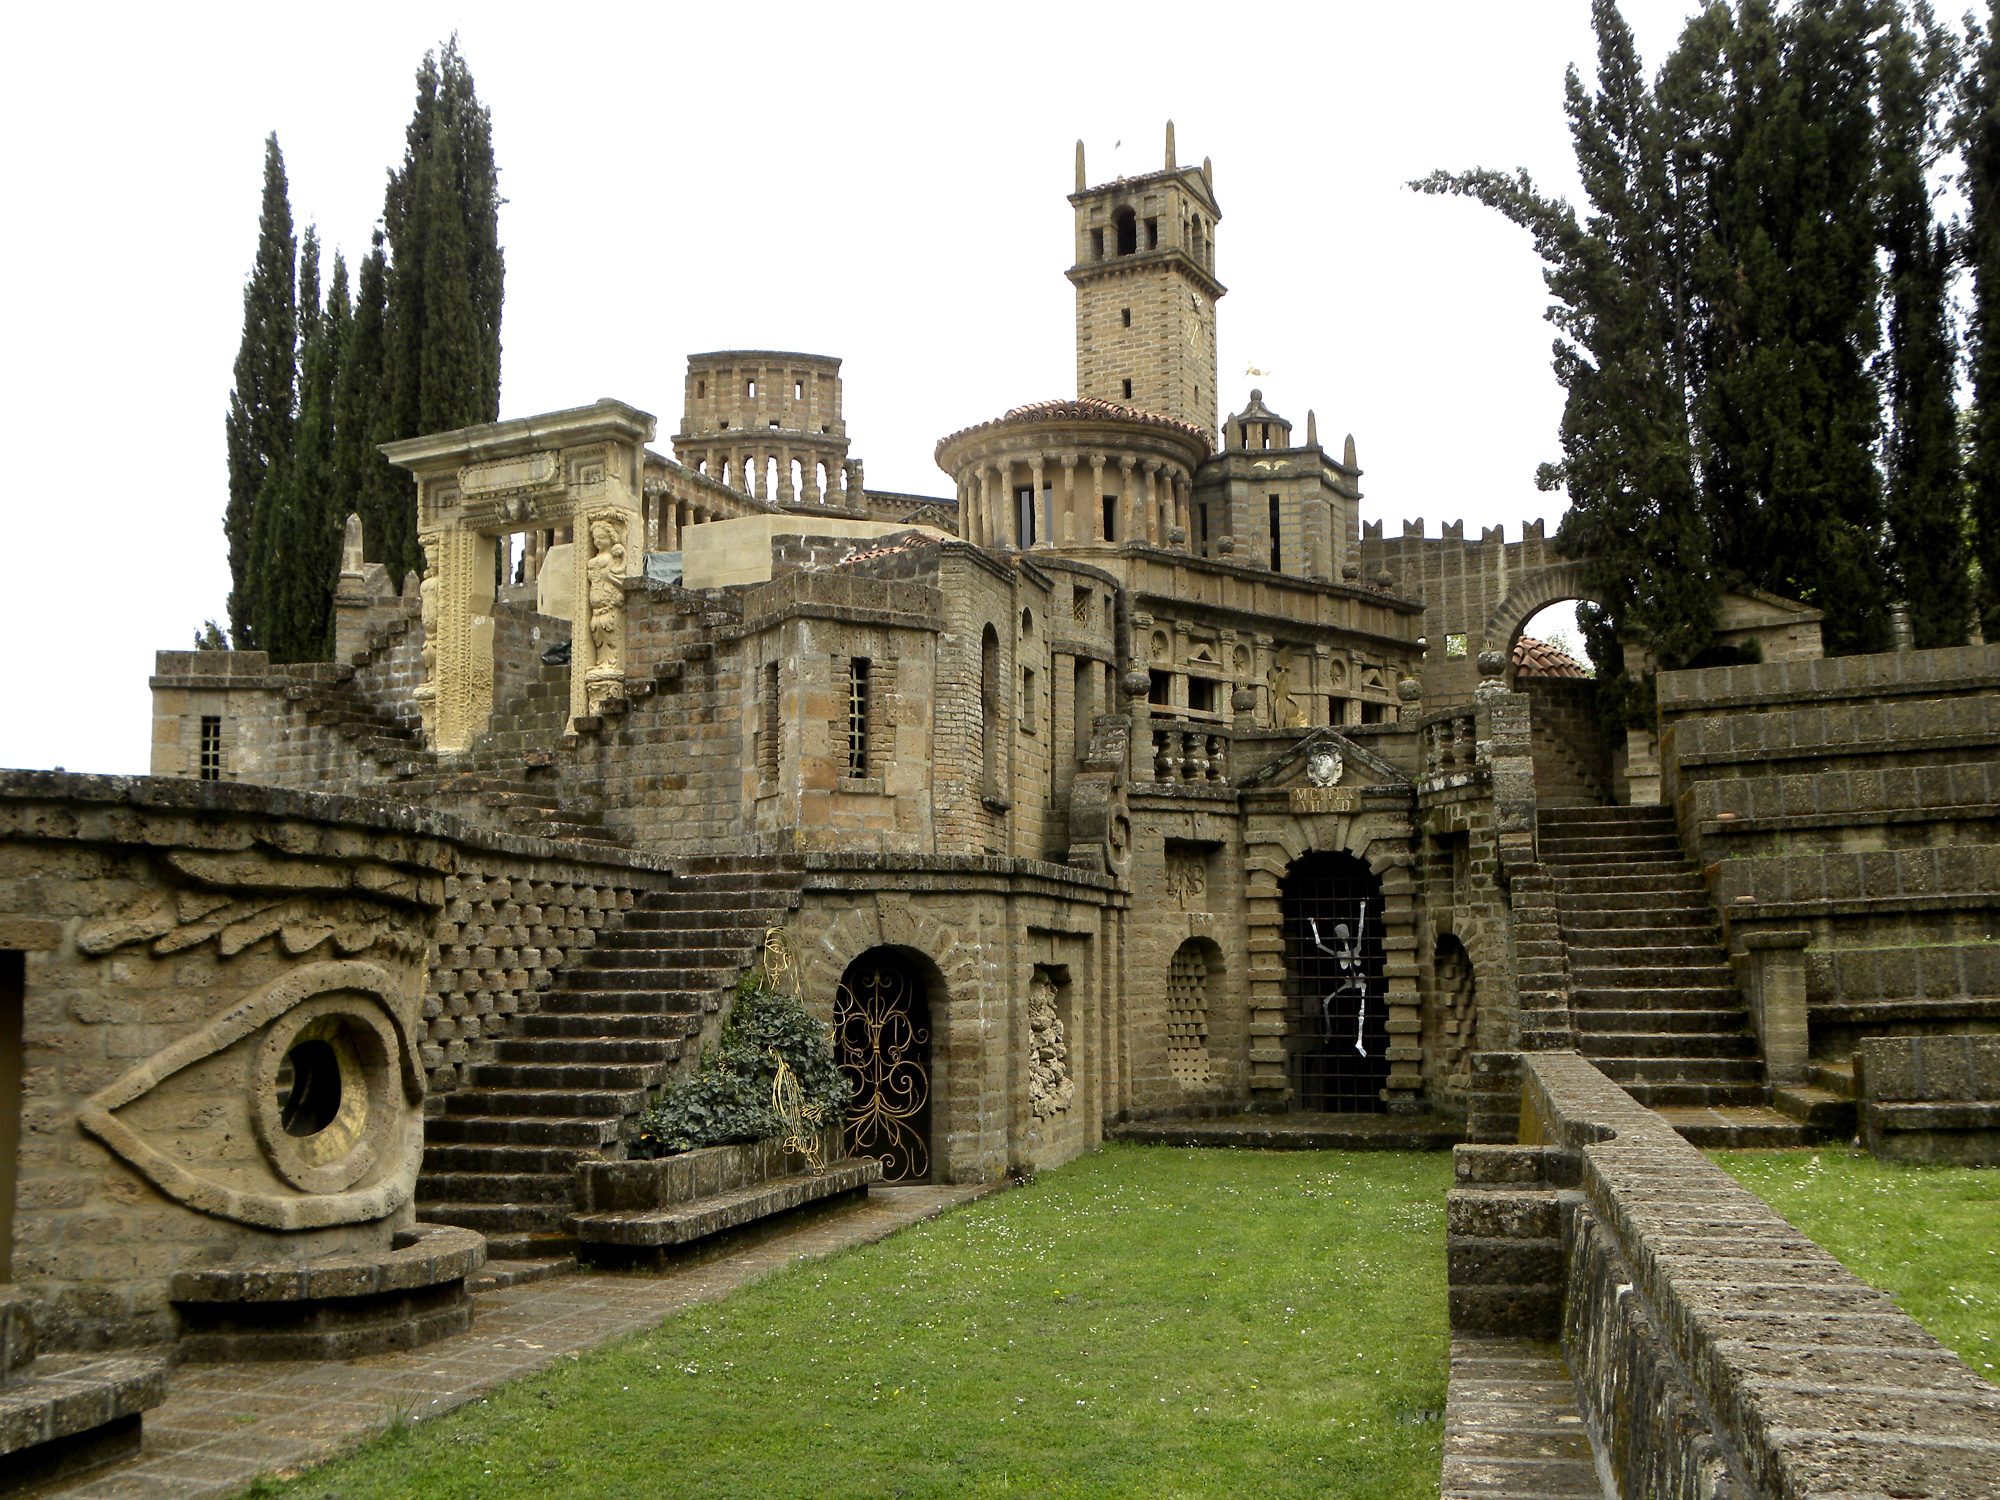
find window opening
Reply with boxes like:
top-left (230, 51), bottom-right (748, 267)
top-left (1187, 676), bottom-right (1217, 715)
top-left (981, 626), bottom-right (1001, 797)
top-left (1360, 700), bottom-right (1388, 725)
top-left (760, 662), bottom-right (780, 784)
top-left (1122, 378), bottom-right (1133, 400)
top-left (1114, 208), bottom-right (1137, 256)
top-left (1102, 495), bottom-right (1118, 542)
top-left (1148, 669), bottom-right (1173, 709)
top-left (1121, 307), bottom-right (1131, 327)
top-left (1015, 486), bottom-right (1037, 548)
top-left (1145, 216), bottom-right (1158, 248)
top-left (846, 657), bottom-right (871, 778)
top-left (1197, 500), bottom-right (1210, 551)
top-left (697, 378), bottom-right (706, 398)
top-left (1269, 495), bottom-right (1282, 572)
top-left (1074, 659), bottom-right (1094, 758)
top-left (794, 380), bottom-right (804, 401)
top-left (1444, 633), bottom-right (1468, 660)
top-left (1021, 666), bottom-right (1037, 734)
top-left (747, 378), bottom-right (757, 398)
top-left (1091, 227), bottom-right (1105, 260)
top-left (198, 716), bottom-right (223, 781)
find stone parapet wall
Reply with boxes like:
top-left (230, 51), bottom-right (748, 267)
top-left (1657, 642), bottom-right (2000, 716)
top-left (1856, 1035), bottom-right (2000, 1164)
top-left (1515, 1052), bottom-right (2000, 1499)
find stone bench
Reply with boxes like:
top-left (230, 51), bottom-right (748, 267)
top-left (1857, 1036), bottom-right (2000, 1165)
top-left (0, 1288), bottom-right (168, 1495)
top-left (570, 1129), bottom-right (881, 1260)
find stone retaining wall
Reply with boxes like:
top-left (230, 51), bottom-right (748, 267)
top-left (1499, 1051), bottom-right (2000, 1498)
top-left (1857, 1035), bottom-right (2000, 1165)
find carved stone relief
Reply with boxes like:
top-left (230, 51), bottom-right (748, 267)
top-left (1027, 970), bottom-right (1073, 1119)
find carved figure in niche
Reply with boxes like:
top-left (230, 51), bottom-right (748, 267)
top-left (1266, 652), bottom-right (1302, 728)
top-left (585, 517), bottom-right (626, 667)
top-left (1027, 971), bottom-right (1074, 1119)
top-left (416, 541), bottom-right (440, 683)
top-left (1164, 849), bottom-right (1207, 906)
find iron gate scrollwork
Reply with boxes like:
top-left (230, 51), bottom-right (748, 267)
top-left (833, 954), bottom-right (932, 1182)
top-left (1281, 852), bottom-right (1390, 1112)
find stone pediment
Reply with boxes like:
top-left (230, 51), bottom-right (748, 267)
top-left (1237, 729), bottom-right (1411, 812)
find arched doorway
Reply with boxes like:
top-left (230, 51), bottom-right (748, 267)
top-left (1281, 853), bottom-right (1389, 1112)
top-left (834, 949), bottom-right (933, 1182)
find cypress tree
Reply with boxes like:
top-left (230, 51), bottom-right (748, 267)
top-left (290, 252), bottom-right (349, 660)
top-left (334, 233), bottom-right (416, 584)
top-left (223, 133), bottom-right (296, 650)
top-left (1963, 2), bottom-right (2000, 637)
top-left (1879, 3), bottom-right (1969, 648)
top-left (1414, 0), bottom-right (1716, 691)
top-left (1695, 0), bottom-right (1892, 654)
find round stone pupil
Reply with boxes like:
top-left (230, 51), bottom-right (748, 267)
top-left (277, 1038), bottom-right (344, 1138)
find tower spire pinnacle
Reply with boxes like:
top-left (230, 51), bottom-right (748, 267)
top-left (1165, 120), bottom-right (1177, 171)
top-left (1075, 139), bottom-right (1086, 193)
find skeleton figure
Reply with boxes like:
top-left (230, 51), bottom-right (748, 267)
top-left (1309, 905), bottom-right (1371, 1056)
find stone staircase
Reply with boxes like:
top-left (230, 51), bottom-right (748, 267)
top-left (1540, 806), bottom-right (1821, 1146)
top-left (417, 862), bottom-right (807, 1261)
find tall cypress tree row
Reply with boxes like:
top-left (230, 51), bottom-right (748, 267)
top-left (1424, 0), bottom-right (1961, 663)
top-left (287, 251), bottom-right (349, 661)
top-left (222, 134), bottom-right (297, 650)
top-left (1880, 3), bottom-right (1970, 647)
top-left (1414, 0), bottom-right (1716, 697)
top-left (247, 226), bottom-right (319, 658)
top-left (1963, 3), bottom-right (2000, 638)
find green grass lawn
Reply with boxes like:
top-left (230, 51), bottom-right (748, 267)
top-left (1713, 1148), bottom-right (1999, 1378)
top-left (256, 1145), bottom-right (1450, 1500)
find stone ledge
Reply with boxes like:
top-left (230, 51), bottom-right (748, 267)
top-left (169, 1223), bottom-right (486, 1304)
top-left (573, 1158), bottom-right (882, 1249)
top-left (0, 1351), bottom-right (168, 1485)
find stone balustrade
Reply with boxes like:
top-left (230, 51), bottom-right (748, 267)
top-left (1419, 706), bottom-right (1479, 780)
top-left (1147, 720), bottom-right (1230, 785)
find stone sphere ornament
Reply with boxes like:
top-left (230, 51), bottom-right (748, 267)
top-left (1231, 686), bottom-right (1258, 713)
top-left (1397, 676), bottom-right (1423, 703)
top-left (1476, 649), bottom-right (1507, 679)
top-left (1122, 669), bottom-right (1153, 699)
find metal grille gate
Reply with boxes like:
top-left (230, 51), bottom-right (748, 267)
top-left (1281, 853), bottom-right (1390, 1112)
top-left (833, 953), bottom-right (932, 1182)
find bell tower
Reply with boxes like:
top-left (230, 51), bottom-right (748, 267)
top-left (1066, 122), bottom-right (1225, 444)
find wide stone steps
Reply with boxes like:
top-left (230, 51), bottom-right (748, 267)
top-left (441, 1086), bottom-right (648, 1118)
top-left (464, 1062), bottom-right (671, 1092)
top-left (414, 869), bottom-right (809, 1260)
top-left (517, 1010), bottom-right (702, 1039)
top-left (1542, 806), bottom-right (1779, 1136)
top-left (493, 1036), bottom-right (683, 1064)
top-left (424, 1114), bottom-right (623, 1148)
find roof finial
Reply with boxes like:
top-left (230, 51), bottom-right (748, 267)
top-left (1306, 410), bottom-right (1318, 447)
top-left (1165, 120), bottom-right (1176, 171)
top-left (1075, 138), bottom-right (1087, 193)
top-left (1344, 434), bottom-right (1358, 469)
top-left (1203, 156), bottom-right (1214, 192)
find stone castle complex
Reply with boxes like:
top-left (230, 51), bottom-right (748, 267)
top-left (2, 125), bottom-right (1996, 1494)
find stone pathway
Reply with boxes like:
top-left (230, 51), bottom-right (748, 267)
top-left (33, 1185), bottom-right (987, 1500)
top-left (1442, 1335), bottom-right (1603, 1499)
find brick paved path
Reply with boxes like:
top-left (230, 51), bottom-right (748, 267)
top-left (36, 1186), bottom-right (987, 1500)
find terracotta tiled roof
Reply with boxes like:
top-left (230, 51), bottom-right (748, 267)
top-left (935, 397), bottom-right (1210, 462)
top-left (1513, 635), bottom-right (1591, 679)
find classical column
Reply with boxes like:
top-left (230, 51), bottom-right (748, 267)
top-left (1030, 457), bottom-right (1047, 548)
top-left (1090, 455), bottom-right (1108, 542)
top-left (1119, 458), bottom-right (1138, 545)
top-left (1059, 454), bottom-right (1078, 544)
top-left (1142, 462), bottom-right (1161, 545)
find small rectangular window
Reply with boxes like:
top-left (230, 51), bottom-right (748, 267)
top-left (198, 716), bottom-right (223, 781)
top-left (1091, 228), bottom-right (1105, 259)
top-left (1021, 666), bottom-right (1037, 734)
top-left (747, 379), bottom-right (757, 398)
top-left (1148, 670), bottom-right (1172, 708)
top-left (1444, 633), bottom-right (1469, 660)
top-left (1145, 216), bottom-right (1158, 248)
top-left (1074, 659), bottom-right (1093, 757)
top-left (1361, 700), bottom-right (1388, 725)
top-left (794, 380), bottom-right (804, 401)
top-left (1102, 495), bottom-right (1118, 542)
top-left (769, 418), bottom-right (780, 429)
top-left (1187, 677), bottom-right (1216, 715)
top-left (1122, 378), bottom-right (1133, 399)
top-left (847, 657), bottom-right (871, 778)
top-left (1197, 501), bottom-right (1210, 551)
top-left (1269, 495), bottom-right (1282, 572)
top-left (696, 378), bottom-right (706, 398)
top-left (1121, 307), bottom-right (1132, 327)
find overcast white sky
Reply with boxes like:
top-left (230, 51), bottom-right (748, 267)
top-left (0, 0), bottom-right (1702, 775)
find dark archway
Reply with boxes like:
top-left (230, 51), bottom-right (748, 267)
top-left (834, 948), bottom-right (933, 1182)
top-left (1280, 853), bottom-right (1388, 1112)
